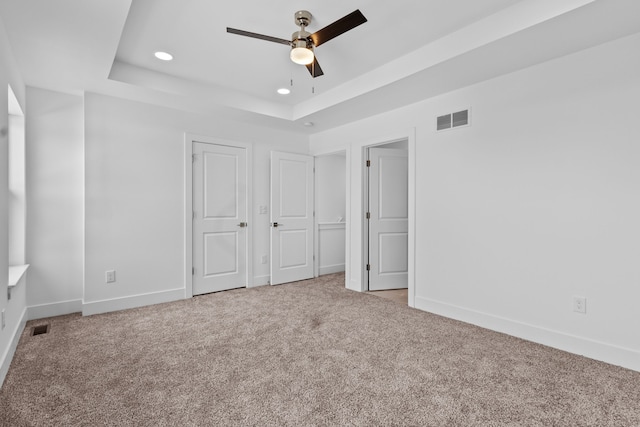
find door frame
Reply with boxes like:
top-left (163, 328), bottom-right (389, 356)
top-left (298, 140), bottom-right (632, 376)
top-left (361, 135), bottom-right (416, 307)
top-left (184, 133), bottom-right (253, 297)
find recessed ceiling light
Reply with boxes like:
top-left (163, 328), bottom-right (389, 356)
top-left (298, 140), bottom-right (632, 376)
top-left (154, 51), bottom-right (173, 61)
top-left (277, 88), bottom-right (290, 95)
top-left (303, 122), bottom-right (314, 127)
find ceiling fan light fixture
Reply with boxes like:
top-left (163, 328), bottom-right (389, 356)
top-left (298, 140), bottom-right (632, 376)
top-left (290, 47), bottom-right (314, 65)
top-left (227, 9), bottom-right (366, 78)
top-left (290, 39), bottom-right (314, 65)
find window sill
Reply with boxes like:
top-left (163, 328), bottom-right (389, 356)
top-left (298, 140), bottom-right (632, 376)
top-left (9, 264), bottom-right (30, 289)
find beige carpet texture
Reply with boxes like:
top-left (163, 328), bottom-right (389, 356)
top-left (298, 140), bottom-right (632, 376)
top-left (1, 273), bottom-right (639, 426)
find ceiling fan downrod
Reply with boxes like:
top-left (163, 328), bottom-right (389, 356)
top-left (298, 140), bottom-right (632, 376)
top-left (291, 10), bottom-right (313, 51)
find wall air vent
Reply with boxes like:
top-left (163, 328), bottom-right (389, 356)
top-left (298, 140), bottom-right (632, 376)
top-left (436, 108), bottom-right (470, 131)
top-left (437, 114), bottom-right (451, 131)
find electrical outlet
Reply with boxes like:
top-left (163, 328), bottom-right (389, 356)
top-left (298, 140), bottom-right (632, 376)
top-left (1, 309), bottom-right (5, 330)
top-left (573, 296), bottom-right (586, 314)
top-left (105, 270), bottom-right (116, 283)
top-left (261, 255), bottom-right (268, 264)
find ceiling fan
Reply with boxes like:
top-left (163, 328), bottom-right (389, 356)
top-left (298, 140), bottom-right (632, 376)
top-left (227, 9), bottom-right (367, 78)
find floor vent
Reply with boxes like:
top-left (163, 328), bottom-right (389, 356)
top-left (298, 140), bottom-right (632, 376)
top-left (437, 108), bottom-right (470, 131)
top-left (31, 324), bottom-right (50, 336)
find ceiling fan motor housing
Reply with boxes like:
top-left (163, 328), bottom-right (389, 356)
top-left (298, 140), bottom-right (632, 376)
top-left (292, 30), bottom-right (313, 48)
top-left (294, 10), bottom-right (312, 27)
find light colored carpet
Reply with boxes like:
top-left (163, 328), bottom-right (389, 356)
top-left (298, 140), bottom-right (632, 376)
top-left (1, 273), bottom-right (639, 426)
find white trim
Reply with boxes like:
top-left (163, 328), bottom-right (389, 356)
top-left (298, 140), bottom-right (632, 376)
top-left (251, 275), bottom-right (270, 287)
top-left (82, 288), bottom-right (184, 316)
top-left (184, 134), bottom-right (194, 298)
top-left (349, 278), bottom-right (362, 292)
top-left (344, 149), bottom-right (351, 291)
top-left (81, 93), bottom-right (86, 308)
top-left (407, 129), bottom-right (416, 309)
top-left (362, 146), bottom-right (369, 291)
top-left (8, 264), bottom-right (29, 288)
top-left (184, 133), bottom-right (254, 296)
top-left (318, 222), bottom-right (346, 228)
top-left (415, 296), bottom-right (640, 373)
top-left (319, 264), bottom-right (346, 276)
top-left (313, 156), bottom-right (318, 278)
top-left (27, 299), bottom-right (82, 320)
top-left (0, 307), bottom-right (27, 389)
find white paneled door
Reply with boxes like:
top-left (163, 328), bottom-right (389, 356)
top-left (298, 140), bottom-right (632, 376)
top-left (368, 148), bottom-right (408, 291)
top-left (270, 151), bottom-right (314, 285)
top-left (193, 142), bottom-right (248, 295)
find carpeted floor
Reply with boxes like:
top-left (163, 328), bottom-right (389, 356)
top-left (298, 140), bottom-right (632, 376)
top-left (1, 273), bottom-right (639, 426)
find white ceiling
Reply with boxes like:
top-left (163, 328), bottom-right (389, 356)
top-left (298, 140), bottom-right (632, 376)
top-left (1, 0), bottom-right (640, 134)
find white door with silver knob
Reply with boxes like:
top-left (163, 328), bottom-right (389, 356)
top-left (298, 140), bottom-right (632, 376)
top-left (270, 151), bottom-right (314, 285)
top-left (193, 142), bottom-right (248, 294)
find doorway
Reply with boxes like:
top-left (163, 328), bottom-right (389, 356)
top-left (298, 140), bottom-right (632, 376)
top-left (365, 140), bottom-right (409, 292)
top-left (314, 151), bottom-right (347, 277)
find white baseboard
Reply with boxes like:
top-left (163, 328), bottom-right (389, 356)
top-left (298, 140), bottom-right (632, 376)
top-left (348, 278), bottom-right (364, 292)
top-left (319, 264), bottom-right (345, 276)
top-left (28, 299), bottom-right (82, 320)
top-left (415, 296), bottom-right (640, 373)
top-left (0, 307), bottom-right (27, 389)
top-left (250, 275), bottom-right (270, 288)
top-left (82, 288), bottom-right (185, 316)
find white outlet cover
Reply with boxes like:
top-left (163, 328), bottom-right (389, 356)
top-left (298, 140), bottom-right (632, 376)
top-left (106, 270), bottom-right (116, 283)
top-left (573, 296), bottom-right (587, 314)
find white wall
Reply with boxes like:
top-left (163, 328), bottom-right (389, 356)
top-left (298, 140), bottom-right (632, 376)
top-left (0, 16), bottom-right (28, 388)
top-left (83, 93), bottom-right (308, 314)
top-left (315, 154), bottom-right (346, 223)
top-left (310, 33), bottom-right (640, 371)
top-left (25, 87), bottom-right (85, 318)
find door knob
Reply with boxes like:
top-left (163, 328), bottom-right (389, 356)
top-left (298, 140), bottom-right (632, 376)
top-left (237, 222), bottom-right (247, 228)
top-left (271, 222), bottom-right (280, 227)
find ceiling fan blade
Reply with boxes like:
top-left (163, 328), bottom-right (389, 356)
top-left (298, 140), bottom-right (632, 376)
top-left (310, 9), bottom-right (367, 47)
top-left (226, 27), bottom-right (291, 46)
top-left (305, 57), bottom-right (324, 78)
